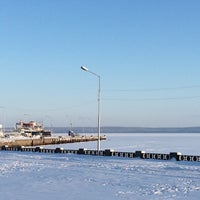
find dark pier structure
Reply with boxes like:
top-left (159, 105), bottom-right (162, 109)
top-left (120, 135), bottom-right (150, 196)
top-left (1, 146), bottom-right (200, 163)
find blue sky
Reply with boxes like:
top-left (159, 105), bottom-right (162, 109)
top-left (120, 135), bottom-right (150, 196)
top-left (1, 0), bottom-right (200, 127)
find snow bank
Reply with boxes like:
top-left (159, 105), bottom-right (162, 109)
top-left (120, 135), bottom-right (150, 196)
top-left (0, 151), bottom-right (200, 200)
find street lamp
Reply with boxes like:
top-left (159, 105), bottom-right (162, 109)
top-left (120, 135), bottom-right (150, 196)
top-left (81, 66), bottom-right (101, 154)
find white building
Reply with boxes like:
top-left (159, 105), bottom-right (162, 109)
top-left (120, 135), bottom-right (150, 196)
top-left (0, 124), bottom-right (4, 138)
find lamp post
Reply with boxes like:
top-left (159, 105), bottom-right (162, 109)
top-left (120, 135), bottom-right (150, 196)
top-left (81, 66), bottom-right (101, 154)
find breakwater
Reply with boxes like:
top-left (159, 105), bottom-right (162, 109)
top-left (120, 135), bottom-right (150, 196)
top-left (1, 146), bottom-right (200, 162)
top-left (0, 135), bottom-right (106, 147)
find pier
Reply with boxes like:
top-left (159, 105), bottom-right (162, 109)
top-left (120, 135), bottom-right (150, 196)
top-left (1, 146), bottom-right (200, 162)
top-left (0, 135), bottom-right (106, 147)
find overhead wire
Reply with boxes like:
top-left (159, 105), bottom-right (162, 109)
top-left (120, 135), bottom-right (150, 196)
top-left (102, 85), bottom-right (200, 92)
top-left (102, 85), bottom-right (200, 101)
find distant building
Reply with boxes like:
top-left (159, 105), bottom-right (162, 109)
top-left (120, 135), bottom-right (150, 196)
top-left (0, 124), bottom-right (4, 138)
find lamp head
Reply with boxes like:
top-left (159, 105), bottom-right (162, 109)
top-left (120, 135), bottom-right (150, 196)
top-left (81, 66), bottom-right (88, 71)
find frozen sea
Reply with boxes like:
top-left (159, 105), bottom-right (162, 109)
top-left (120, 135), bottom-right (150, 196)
top-left (0, 133), bottom-right (200, 200)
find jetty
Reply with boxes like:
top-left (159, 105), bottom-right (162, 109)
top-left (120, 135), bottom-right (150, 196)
top-left (1, 146), bottom-right (200, 163)
top-left (0, 135), bottom-right (106, 147)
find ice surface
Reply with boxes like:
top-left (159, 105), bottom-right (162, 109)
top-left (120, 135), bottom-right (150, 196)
top-left (51, 133), bottom-right (200, 155)
top-left (0, 133), bottom-right (200, 200)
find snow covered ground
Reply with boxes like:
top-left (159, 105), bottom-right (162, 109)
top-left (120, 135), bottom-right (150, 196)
top-left (0, 133), bottom-right (200, 200)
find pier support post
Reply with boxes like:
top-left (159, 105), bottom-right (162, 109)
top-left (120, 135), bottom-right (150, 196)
top-left (78, 148), bottom-right (87, 155)
top-left (170, 152), bottom-right (182, 161)
top-left (135, 151), bottom-right (145, 158)
top-left (104, 149), bottom-right (115, 156)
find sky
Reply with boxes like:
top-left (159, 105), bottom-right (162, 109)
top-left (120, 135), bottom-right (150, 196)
top-left (1, 0), bottom-right (200, 128)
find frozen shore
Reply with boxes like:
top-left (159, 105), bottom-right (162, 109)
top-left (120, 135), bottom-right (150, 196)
top-left (0, 133), bottom-right (199, 200)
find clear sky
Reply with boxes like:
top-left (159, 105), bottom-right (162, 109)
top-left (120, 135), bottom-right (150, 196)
top-left (1, 0), bottom-right (200, 128)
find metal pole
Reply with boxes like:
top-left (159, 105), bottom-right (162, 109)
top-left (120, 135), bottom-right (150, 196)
top-left (81, 66), bottom-right (101, 154)
top-left (97, 75), bottom-right (101, 154)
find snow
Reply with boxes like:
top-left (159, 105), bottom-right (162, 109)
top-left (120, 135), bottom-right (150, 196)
top-left (0, 133), bottom-right (200, 200)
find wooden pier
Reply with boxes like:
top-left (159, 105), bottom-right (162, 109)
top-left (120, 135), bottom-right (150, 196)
top-left (0, 135), bottom-right (106, 147)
